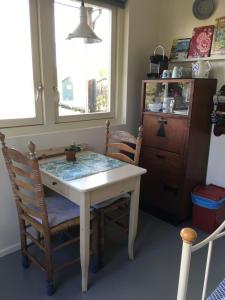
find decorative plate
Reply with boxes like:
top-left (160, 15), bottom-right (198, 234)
top-left (192, 0), bottom-right (215, 20)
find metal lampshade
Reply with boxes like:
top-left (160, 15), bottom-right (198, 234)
top-left (67, 0), bottom-right (102, 43)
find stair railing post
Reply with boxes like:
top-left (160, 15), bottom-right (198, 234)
top-left (177, 228), bottom-right (197, 300)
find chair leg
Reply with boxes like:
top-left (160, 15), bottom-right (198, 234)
top-left (46, 280), bottom-right (54, 297)
top-left (90, 217), bottom-right (100, 273)
top-left (44, 235), bottom-right (54, 296)
top-left (19, 218), bottom-right (30, 269)
top-left (21, 254), bottom-right (29, 269)
top-left (36, 230), bottom-right (42, 242)
top-left (99, 210), bottom-right (105, 267)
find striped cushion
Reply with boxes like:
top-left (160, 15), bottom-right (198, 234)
top-left (207, 279), bottom-right (225, 300)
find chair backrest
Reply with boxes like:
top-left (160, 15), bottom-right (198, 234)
top-left (104, 120), bottom-right (143, 165)
top-left (0, 133), bottom-right (48, 228)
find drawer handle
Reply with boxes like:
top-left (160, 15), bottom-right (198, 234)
top-left (156, 154), bottom-right (165, 159)
top-left (52, 181), bottom-right (57, 186)
top-left (158, 118), bottom-right (167, 125)
top-left (163, 184), bottom-right (178, 196)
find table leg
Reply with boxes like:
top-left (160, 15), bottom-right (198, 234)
top-left (128, 176), bottom-right (141, 260)
top-left (80, 192), bottom-right (90, 292)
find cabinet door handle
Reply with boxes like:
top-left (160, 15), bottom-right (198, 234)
top-left (158, 118), bottom-right (167, 125)
top-left (156, 154), bottom-right (165, 159)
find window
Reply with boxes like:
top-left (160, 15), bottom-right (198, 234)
top-left (0, 0), bottom-right (124, 130)
top-left (54, 0), bottom-right (116, 123)
top-left (0, 0), bottom-right (43, 128)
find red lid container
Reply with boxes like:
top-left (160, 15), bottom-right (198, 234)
top-left (192, 184), bottom-right (225, 233)
top-left (192, 184), bottom-right (225, 201)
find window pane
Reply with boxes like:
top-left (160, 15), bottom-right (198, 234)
top-left (54, 0), bottom-right (111, 116)
top-left (0, 0), bottom-right (36, 120)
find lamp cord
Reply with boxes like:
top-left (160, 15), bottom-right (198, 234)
top-left (55, 1), bottom-right (80, 9)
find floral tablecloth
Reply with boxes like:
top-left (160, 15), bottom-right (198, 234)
top-left (40, 152), bottom-right (126, 181)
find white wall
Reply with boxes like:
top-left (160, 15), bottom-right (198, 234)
top-left (126, 0), bottom-right (159, 132)
top-left (0, 0), bottom-right (159, 257)
top-left (157, 0), bottom-right (225, 187)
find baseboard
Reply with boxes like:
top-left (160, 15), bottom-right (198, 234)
top-left (0, 243), bottom-right (20, 258)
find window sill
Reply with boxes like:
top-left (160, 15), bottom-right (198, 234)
top-left (1, 117), bottom-right (125, 138)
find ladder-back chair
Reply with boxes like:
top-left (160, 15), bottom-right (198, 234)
top-left (104, 120), bottom-right (143, 165)
top-left (0, 133), bottom-right (98, 296)
top-left (95, 120), bottom-right (143, 266)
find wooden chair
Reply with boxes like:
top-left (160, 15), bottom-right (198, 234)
top-left (95, 120), bottom-right (143, 266)
top-left (104, 120), bottom-right (143, 166)
top-left (0, 133), bottom-right (98, 296)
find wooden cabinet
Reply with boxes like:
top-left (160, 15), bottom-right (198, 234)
top-left (140, 79), bottom-right (217, 224)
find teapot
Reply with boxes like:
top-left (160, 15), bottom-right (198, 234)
top-left (192, 59), bottom-right (212, 78)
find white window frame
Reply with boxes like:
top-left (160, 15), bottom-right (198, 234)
top-left (53, 0), bottom-right (117, 124)
top-left (0, 0), bottom-right (43, 129)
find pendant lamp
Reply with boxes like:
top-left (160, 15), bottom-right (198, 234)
top-left (67, 0), bottom-right (102, 43)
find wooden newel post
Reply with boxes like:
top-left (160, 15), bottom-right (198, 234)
top-left (177, 228), bottom-right (197, 300)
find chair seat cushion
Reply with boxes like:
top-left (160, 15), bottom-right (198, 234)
top-left (31, 193), bottom-right (80, 227)
top-left (92, 193), bottom-right (130, 209)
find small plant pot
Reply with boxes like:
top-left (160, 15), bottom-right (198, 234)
top-left (65, 150), bottom-right (76, 162)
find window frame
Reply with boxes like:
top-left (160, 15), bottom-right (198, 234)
top-left (53, 0), bottom-right (117, 124)
top-left (0, 0), bottom-right (43, 129)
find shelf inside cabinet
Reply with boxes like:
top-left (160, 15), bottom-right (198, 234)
top-left (143, 111), bottom-right (188, 119)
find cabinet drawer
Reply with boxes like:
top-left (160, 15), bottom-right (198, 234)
top-left (140, 147), bottom-right (184, 215)
top-left (141, 171), bottom-right (184, 215)
top-left (140, 146), bottom-right (183, 175)
top-left (143, 114), bottom-right (188, 154)
top-left (41, 172), bottom-right (70, 198)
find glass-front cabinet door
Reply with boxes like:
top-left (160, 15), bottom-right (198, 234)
top-left (143, 80), bottom-right (193, 116)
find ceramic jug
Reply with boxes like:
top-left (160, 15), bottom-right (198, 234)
top-left (192, 59), bottom-right (212, 78)
top-left (172, 66), bottom-right (183, 78)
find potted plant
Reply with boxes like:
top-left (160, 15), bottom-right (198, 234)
top-left (65, 143), bottom-right (81, 162)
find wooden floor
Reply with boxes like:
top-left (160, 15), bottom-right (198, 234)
top-left (0, 212), bottom-right (224, 300)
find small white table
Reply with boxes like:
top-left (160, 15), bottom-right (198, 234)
top-left (40, 153), bottom-right (146, 292)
